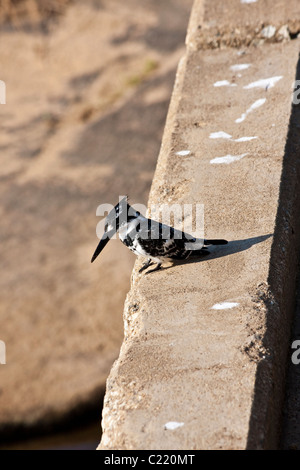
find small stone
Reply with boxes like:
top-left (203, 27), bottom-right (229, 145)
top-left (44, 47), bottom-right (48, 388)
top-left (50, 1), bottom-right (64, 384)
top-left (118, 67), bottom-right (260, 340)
top-left (261, 25), bottom-right (276, 38)
top-left (277, 25), bottom-right (290, 40)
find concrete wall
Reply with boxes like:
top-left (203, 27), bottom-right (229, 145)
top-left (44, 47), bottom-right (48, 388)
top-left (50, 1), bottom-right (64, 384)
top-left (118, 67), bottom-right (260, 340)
top-left (99, 0), bottom-right (300, 450)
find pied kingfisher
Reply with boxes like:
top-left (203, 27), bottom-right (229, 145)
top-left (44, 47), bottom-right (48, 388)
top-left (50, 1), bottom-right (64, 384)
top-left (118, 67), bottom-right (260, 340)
top-left (91, 197), bottom-right (228, 274)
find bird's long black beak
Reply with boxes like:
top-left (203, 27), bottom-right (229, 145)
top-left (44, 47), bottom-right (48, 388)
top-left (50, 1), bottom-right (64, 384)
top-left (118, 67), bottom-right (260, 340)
top-left (91, 229), bottom-right (115, 263)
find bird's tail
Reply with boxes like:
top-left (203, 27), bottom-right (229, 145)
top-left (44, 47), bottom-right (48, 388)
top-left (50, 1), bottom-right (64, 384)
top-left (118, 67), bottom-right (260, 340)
top-left (204, 239), bottom-right (228, 245)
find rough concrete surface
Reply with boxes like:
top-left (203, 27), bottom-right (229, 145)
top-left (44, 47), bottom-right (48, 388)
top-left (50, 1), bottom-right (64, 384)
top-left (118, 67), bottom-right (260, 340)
top-left (188, 0), bottom-right (300, 50)
top-left (0, 0), bottom-right (193, 440)
top-left (99, 0), bottom-right (300, 450)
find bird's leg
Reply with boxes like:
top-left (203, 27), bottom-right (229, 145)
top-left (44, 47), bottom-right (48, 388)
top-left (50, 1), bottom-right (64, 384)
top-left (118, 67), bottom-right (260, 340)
top-left (139, 258), bottom-right (154, 273)
top-left (145, 262), bottom-right (162, 274)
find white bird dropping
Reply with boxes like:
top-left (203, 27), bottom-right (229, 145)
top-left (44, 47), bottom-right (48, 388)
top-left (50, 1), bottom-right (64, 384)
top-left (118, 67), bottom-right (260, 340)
top-left (164, 421), bottom-right (184, 430)
top-left (211, 302), bottom-right (240, 310)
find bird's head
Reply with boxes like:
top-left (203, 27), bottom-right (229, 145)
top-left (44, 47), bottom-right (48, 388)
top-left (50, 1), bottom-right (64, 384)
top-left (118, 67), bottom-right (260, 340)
top-left (91, 196), bottom-right (138, 263)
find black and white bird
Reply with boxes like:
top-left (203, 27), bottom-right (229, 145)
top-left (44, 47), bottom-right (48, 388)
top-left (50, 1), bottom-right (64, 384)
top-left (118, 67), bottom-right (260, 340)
top-left (91, 197), bottom-right (228, 274)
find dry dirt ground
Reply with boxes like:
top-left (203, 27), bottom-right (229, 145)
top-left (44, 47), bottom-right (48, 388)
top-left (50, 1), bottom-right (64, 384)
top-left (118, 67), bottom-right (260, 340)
top-left (0, 0), bottom-right (193, 440)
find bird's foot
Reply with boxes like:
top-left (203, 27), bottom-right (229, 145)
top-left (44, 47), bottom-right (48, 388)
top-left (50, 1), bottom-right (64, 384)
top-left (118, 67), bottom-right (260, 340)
top-left (145, 262), bottom-right (162, 274)
top-left (139, 258), bottom-right (154, 273)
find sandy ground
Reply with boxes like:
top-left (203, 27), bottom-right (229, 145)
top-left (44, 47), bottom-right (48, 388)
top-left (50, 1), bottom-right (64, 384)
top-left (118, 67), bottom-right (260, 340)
top-left (0, 0), bottom-right (193, 440)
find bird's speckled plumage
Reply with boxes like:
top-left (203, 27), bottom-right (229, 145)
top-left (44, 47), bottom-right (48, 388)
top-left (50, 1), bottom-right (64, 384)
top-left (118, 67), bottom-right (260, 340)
top-left (91, 197), bottom-right (228, 273)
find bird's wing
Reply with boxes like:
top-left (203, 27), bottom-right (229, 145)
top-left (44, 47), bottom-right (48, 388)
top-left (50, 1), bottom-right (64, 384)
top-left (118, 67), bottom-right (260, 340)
top-left (138, 216), bottom-right (196, 242)
top-left (134, 216), bottom-right (204, 258)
